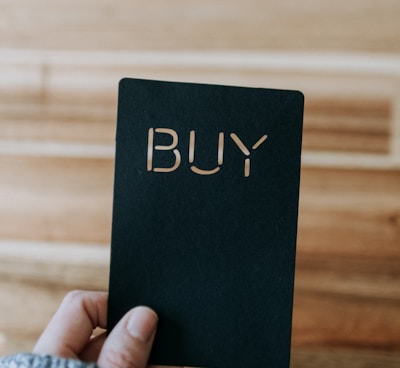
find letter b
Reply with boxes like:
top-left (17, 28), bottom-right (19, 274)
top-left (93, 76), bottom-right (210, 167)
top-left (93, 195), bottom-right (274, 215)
top-left (147, 128), bottom-right (181, 172)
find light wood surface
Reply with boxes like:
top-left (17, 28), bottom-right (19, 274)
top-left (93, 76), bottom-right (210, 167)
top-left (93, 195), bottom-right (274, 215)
top-left (0, 0), bottom-right (399, 52)
top-left (1, 1), bottom-right (400, 366)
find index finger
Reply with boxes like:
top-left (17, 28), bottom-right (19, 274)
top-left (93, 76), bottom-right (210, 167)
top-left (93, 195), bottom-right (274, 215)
top-left (33, 290), bottom-right (108, 359)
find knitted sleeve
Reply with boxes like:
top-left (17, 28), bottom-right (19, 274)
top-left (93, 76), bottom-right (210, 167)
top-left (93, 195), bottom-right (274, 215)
top-left (0, 353), bottom-right (98, 368)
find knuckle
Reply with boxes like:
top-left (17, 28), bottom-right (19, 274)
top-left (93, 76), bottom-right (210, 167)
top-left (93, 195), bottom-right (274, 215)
top-left (62, 290), bottom-right (86, 307)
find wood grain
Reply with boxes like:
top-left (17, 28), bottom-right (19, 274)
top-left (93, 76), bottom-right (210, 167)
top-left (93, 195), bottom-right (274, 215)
top-left (0, 156), bottom-right (114, 243)
top-left (2, 155), bottom-right (399, 256)
top-left (298, 167), bottom-right (400, 258)
top-left (291, 348), bottom-right (400, 368)
top-left (1, 50), bottom-right (398, 160)
top-left (0, 0), bottom-right (399, 53)
top-left (304, 98), bottom-right (391, 153)
top-left (0, 1), bottom-right (400, 363)
top-left (0, 51), bottom-right (399, 366)
top-left (0, 243), bottom-right (399, 365)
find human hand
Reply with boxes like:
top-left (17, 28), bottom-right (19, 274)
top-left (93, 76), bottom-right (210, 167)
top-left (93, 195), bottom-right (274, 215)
top-left (33, 290), bottom-right (166, 368)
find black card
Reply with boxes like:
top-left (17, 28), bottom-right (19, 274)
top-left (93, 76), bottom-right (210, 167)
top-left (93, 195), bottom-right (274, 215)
top-left (107, 78), bottom-right (304, 368)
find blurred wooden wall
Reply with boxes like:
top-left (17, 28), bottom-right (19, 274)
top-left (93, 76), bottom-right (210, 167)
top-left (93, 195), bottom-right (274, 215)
top-left (0, 1), bottom-right (400, 367)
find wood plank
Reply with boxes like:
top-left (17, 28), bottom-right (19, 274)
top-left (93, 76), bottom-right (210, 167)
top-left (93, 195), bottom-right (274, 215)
top-left (292, 291), bottom-right (400, 350)
top-left (0, 280), bottom-right (72, 356)
top-left (0, 95), bottom-right (392, 154)
top-left (303, 98), bottom-right (391, 153)
top-left (2, 51), bottom-right (400, 99)
top-left (0, 241), bottom-right (109, 290)
top-left (393, 95), bottom-right (400, 156)
top-left (0, 0), bottom-right (399, 53)
top-left (0, 120), bottom-right (116, 145)
top-left (0, 156), bottom-right (114, 244)
top-left (1, 243), bottom-right (399, 300)
top-left (298, 166), bottom-right (400, 258)
top-left (293, 254), bottom-right (400, 350)
top-left (0, 0), bottom-right (399, 364)
top-left (1, 51), bottom-right (398, 156)
top-left (2, 154), bottom-right (399, 258)
top-left (2, 276), bottom-right (400, 368)
top-left (291, 348), bottom-right (400, 368)
top-left (295, 255), bottom-right (400, 301)
top-left (1, 243), bottom-right (399, 363)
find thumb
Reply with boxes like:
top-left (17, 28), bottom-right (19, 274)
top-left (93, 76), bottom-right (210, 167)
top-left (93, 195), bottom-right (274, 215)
top-left (98, 306), bottom-right (158, 368)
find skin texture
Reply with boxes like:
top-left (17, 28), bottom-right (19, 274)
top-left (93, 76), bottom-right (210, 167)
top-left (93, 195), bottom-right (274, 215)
top-left (32, 290), bottom-right (182, 368)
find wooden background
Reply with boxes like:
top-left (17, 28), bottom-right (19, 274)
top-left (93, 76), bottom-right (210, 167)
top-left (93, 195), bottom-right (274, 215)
top-left (0, 1), bottom-right (400, 367)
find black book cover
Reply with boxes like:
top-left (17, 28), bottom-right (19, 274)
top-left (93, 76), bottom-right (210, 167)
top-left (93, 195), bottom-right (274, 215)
top-left (108, 78), bottom-right (304, 368)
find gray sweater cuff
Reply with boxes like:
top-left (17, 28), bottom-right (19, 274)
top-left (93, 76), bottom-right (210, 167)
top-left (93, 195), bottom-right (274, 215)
top-left (0, 353), bottom-right (98, 368)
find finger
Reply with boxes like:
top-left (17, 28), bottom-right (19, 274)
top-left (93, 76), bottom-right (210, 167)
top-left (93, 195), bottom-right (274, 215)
top-left (33, 290), bottom-right (108, 359)
top-left (97, 306), bottom-right (158, 368)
